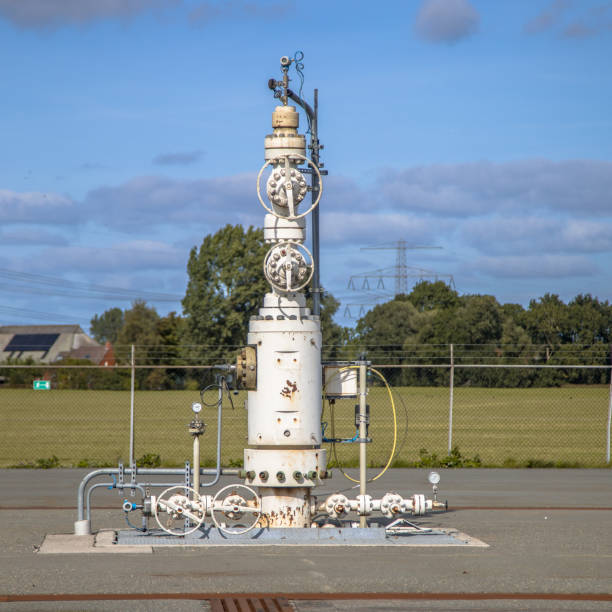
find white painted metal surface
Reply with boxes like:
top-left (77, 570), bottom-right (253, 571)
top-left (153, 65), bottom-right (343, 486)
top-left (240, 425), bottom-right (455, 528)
top-left (243, 87), bottom-right (325, 527)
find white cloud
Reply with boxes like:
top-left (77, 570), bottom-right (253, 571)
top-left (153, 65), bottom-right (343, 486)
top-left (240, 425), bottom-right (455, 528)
top-left (415, 0), bottom-right (479, 43)
top-left (84, 173), bottom-right (256, 230)
top-left (0, 227), bottom-right (69, 246)
top-left (476, 254), bottom-right (595, 279)
top-left (35, 241), bottom-right (184, 273)
top-left (524, 0), bottom-right (571, 34)
top-left (0, 0), bottom-right (179, 28)
top-left (189, 0), bottom-right (296, 25)
top-left (3, 157), bottom-right (612, 321)
top-left (377, 160), bottom-right (612, 217)
top-left (0, 189), bottom-right (79, 224)
top-left (461, 216), bottom-right (612, 255)
top-left (524, 1), bottom-right (612, 39)
top-left (321, 211), bottom-right (448, 246)
top-left (153, 150), bottom-right (204, 166)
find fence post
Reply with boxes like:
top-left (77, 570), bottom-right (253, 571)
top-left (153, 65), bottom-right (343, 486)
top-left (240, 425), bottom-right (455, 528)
top-left (358, 360), bottom-right (368, 528)
top-left (607, 344), bottom-right (612, 464)
top-left (448, 343), bottom-right (454, 455)
top-left (129, 344), bottom-right (135, 466)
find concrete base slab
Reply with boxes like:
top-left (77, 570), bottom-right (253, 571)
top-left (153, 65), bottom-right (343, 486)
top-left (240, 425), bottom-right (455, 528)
top-left (39, 531), bottom-right (153, 554)
top-left (115, 526), bottom-right (488, 548)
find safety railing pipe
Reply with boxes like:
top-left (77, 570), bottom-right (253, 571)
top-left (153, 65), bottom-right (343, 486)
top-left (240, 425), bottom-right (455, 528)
top-left (75, 466), bottom-right (241, 533)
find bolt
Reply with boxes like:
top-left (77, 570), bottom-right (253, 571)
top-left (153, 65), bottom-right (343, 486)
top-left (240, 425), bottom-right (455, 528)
top-left (259, 471), bottom-right (269, 481)
top-left (277, 471), bottom-right (286, 482)
top-left (245, 471), bottom-right (256, 480)
top-left (283, 429), bottom-right (291, 437)
top-left (307, 470), bottom-right (318, 480)
top-left (293, 471), bottom-right (302, 480)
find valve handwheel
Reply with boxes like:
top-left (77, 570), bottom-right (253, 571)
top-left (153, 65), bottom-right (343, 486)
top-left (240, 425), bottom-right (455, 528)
top-left (211, 484), bottom-right (262, 535)
top-left (263, 241), bottom-right (314, 293)
top-left (257, 153), bottom-right (322, 220)
top-left (153, 486), bottom-right (205, 536)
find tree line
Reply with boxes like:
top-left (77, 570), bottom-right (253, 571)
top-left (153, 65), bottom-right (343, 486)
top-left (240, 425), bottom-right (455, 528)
top-left (91, 224), bottom-right (612, 388)
top-left (348, 281), bottom-right (612, 387)
top-left (4, 224), bottom-right (609, 389)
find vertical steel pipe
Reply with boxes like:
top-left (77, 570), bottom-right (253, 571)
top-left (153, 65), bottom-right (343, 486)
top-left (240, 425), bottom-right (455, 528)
top-left (359, 361), bottom-right (367, 527)
top-left (129, 344), bottom-right (135, 466)
top-left (448, 343), bottom-right (454, 455)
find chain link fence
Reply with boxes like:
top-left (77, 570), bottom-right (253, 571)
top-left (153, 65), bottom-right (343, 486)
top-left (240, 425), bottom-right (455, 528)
top-left (1, 358), bottom-right (611, 468)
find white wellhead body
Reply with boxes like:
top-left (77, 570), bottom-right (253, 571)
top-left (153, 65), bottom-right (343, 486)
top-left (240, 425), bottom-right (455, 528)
top-left (243, 102), bottom-right (325, 527)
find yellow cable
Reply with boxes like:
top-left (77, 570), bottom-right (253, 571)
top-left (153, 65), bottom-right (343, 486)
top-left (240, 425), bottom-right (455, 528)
top-left (323, 365), bottom-right (397, 484)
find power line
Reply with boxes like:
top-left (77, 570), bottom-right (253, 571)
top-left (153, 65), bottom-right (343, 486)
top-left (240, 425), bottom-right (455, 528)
top-left (361, 240), bottom-right (443, 295)
top-left (0, 304), bottom-right (91, 325)
top-left (0, 268), bottom-right (181, 303)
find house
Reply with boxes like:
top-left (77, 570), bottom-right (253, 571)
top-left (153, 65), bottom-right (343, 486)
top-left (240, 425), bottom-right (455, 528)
top-left (58, 341), bottom-right (116, 366)
top-left (0, 324), bottom-right (109, 364)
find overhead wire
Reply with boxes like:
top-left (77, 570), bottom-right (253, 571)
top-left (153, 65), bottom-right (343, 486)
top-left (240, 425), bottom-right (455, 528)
top-left (0, 267), bottom-right (181, 302)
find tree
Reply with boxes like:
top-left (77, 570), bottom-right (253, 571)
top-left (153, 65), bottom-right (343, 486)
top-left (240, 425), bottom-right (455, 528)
top-left (182, 224), bottom-right (272, 362)
top-left (311, 289), bottom-right (346, 359)
top-left (526, 294), bottom-right (570, 353)
top-left (116, 300), bottom-right (177, 389)
top-left (183, 224), bottom-right (346, 367)
top-left (117, 300), bottom-right (161, 347)
top-left (90, 307), bottom-right (124, 343)
top-left (567, 294), bottom-right (612, 345)
top-left (407, 280), bottom-right (460, 312)
top-left (354, 296), bottom-right (426, 384)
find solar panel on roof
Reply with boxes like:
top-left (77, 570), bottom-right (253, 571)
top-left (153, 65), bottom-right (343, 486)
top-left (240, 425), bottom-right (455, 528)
top-left (4, 334), bottom-right (60, 352)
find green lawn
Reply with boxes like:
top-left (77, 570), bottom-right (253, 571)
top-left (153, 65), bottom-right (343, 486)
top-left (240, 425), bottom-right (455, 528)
top-left (0, 386), bottom-right (609, 467)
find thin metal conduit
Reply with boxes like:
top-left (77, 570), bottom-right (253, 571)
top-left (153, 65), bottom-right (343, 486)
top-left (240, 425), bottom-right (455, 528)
top-left (77, 379), bottom-right (230, 526)
top-left (77, 467), bottom-right (240, 523)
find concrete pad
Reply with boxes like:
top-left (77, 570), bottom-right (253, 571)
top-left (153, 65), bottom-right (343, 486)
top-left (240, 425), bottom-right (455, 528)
top-left (38, 532), bottom-right (152, 554)
top-left (115, 525), bottom-right (489, 548)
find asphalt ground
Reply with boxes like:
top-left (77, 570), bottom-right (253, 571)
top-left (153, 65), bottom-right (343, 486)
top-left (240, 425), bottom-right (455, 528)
top-left (0, 468), bottom-right (611, 611)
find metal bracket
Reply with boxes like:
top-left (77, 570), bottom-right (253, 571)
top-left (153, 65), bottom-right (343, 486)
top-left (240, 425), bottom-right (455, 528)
top-left (118, 462), bottom-right (124, 490)
top-left (184, 461), bottom-right (192, 531)
top-left (130, 460), bottom-right (137, 497)
top-left (184, 461), bottom-right (191, 491)
top-left (301, 167), bottom-right (329, 176)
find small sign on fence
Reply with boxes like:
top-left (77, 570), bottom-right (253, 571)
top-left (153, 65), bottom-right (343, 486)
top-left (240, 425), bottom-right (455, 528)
top-left (33, 380), bottom-right (51, 390)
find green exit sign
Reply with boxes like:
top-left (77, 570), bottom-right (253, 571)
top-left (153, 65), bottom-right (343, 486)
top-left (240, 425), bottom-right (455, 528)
top-left (33, 380), bottom-right (51, 390)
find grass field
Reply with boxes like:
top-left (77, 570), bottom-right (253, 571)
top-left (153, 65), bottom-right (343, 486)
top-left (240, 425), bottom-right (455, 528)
top-left (1, 385), bottom-right (610, 468)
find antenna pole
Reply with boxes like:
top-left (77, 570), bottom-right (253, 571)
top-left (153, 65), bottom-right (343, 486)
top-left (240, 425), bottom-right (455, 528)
top-left (286, 87), bottom-right (322, 316)
top-left (311, 88), bottom-right (321, 316)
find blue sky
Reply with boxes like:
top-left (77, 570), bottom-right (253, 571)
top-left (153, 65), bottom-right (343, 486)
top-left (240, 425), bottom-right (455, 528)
top-left (1, 0), bottom-right (611, 329)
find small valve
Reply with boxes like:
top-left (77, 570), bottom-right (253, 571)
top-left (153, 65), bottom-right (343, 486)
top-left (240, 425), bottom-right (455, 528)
top-left (122, 500), bottom-right (141, 512)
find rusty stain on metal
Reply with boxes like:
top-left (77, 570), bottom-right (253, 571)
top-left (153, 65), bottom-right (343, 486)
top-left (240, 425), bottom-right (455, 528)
top-left (280, 380), bottom-right (298, 399)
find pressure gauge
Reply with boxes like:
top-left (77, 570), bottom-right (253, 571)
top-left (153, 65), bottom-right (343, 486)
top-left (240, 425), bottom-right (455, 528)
top-left (191, 402), bottom-right (202, 414)
top-left (428, 471), bottom-right (441, 485)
